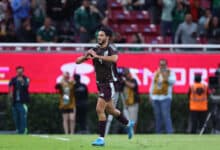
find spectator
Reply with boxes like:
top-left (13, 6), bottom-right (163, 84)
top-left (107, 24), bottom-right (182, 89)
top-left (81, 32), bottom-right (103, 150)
top-left (149, 59), bottom-right (176, 134)
top-left (10, 0), bottom-right (31, 33)
top-left (200, 0), bottom-right (211, 9)
top-left (0, 0), bottom-right (10, 40)
top-left (90, 3), bottom-right (104, 33)
top-left (46, 0), bottom-right (74, 22)
top-left (131, 0), bottom-right (146, 10)
top-left (120, 0), bottom-right (145, 11)
top-left (46, 0), bottom-right (75, 39)
top-left (123, 68), bottom-right (140, 132)
top-left (205, 16), bottom-right (220, 44)
top-left (96, 0), bottom-right (108, 16)
top-left (198, 8), bottom-right (212, 37)
top-left (3, 1), bottom-right (14, 41)
top-left (129, 33), bottom-right (144, 51)
top-left (159, 0), bottom-right (176, 39)
top-left (55, 72), bottom-right (76, 134)
top-left (188, 73), bottom-right (208, 134)
top-left (4, 20), bottom-right (18, 42)
top-left (17, 18), bottom-right (36, 42)
top-left (9, 66), bottom-right (30, 134)
top-left (189, 0), bottom-right (203, 22)
top-left (57, 21), bottom-right (75, 42)
top-left (30, 0), bottom-right (46, 32)
top-left (145, 0), bottom-right (162, 24)
top-left (212, 0), bottom-right (220, 19)
top-left (175, 13), bottom-right (198, 44)
top-left (74, 74), bottom-right (89, 134)
top-left (0, 0), bottom-right (8, 22)
top-left (74, 0), bottom-right (103, 43)
top-left (172, 0), bottom-right (189, 35)
top-left (36, 17), bottom-right (57, 42)
top-left (131, 33), bottom-right (143, 43)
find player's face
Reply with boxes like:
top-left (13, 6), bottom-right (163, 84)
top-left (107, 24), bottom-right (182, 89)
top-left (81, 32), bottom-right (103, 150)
top-left (160, 60), bottom-right (167, 71)
top-left (97, 31), bottom-right (108, 45)
top-left (63, 72), bottom-right (70, 81)
top-left (16, 68), bottom-right (23, 76)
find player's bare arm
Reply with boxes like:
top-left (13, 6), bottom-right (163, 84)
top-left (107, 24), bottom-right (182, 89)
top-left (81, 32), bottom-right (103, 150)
top-left (76, 51), bottom-right (92, 64)
top-left (88, 49), bottom-right (118, 63)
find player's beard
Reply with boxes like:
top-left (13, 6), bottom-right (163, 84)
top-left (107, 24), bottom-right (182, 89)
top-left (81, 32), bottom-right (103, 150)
top-left (98, 38), bottom-right (107, 46)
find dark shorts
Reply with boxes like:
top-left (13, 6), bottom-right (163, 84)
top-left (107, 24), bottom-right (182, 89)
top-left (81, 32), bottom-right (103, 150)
top-left (97, 82), bottom-right (115, 102)
top-left (61, 109), bottom-right (74, 114)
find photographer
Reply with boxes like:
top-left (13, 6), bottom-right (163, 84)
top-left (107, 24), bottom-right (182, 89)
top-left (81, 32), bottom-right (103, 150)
top-left (149, 59), bottom-right (176, 134)
top-left (188, 73), bottom-right (208, 134)
top-left (55, 72), bottom-right (76, 134)
top-left (123, 68), bottom-right (140, 132)
top-left (8, 66), bottom-right (30, 134)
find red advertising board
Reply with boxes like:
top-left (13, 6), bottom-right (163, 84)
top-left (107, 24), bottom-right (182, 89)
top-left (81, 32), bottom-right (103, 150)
top-left (0, 53), bottom-right (219, 94)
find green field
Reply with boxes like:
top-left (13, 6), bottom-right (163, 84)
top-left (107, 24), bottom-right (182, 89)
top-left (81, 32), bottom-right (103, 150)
top-left (0, 134), bottom-right (219, 150)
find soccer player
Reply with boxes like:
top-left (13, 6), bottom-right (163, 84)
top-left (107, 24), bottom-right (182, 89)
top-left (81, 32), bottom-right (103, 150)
top-left (76, 27), bottom-right (134, 146)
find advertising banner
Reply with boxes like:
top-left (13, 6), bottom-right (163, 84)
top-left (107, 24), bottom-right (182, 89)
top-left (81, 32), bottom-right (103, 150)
top-left (0, 53), bottom-right (219, 93)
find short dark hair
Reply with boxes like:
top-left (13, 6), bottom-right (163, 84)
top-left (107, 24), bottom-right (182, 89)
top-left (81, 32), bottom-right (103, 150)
top-left (99, 27), bottom-right (113, 37)
top-left (74, 74), bottom-right (80, 82)
top-left (16, 66), bottom-right (24, 70)
top-left (195, 74), bottom-right (201, 82)
top-left (160, 58), bottom-right (167, 64)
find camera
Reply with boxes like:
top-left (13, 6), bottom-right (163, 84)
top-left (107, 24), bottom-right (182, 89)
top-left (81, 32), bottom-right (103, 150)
top-left (116, 67), bottom-right (127, 92)
top-left (209, 69), bottom-right (220, 92)
top-left (117, 67), bottom-right (126, 77)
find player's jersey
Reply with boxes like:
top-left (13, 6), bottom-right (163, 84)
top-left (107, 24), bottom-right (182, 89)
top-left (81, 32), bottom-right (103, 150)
top-left (92, 44), bottom-right (119, 83)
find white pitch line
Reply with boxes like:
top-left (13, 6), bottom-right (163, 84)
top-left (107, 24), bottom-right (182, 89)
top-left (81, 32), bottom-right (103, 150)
top-left (54, 137), bottom-right (70, 141)
top-left (31, 135), bottom-right (49, 138)
top-left (31, 135), bottom-right (70, 142)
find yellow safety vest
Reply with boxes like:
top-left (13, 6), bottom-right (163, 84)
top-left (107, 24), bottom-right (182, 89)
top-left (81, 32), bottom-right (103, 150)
top-left (153, 70), bottom-right (170, 95)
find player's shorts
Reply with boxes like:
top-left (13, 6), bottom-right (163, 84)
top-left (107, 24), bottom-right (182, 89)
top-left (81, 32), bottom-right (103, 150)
top-left (61, 109), bottom-right (74, 114)
top-left (97, 82), bottom-right (115, 102)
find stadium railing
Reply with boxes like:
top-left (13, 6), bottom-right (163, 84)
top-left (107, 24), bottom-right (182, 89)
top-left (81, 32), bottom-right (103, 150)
top-left (0, 43), bottom-right (220, 52)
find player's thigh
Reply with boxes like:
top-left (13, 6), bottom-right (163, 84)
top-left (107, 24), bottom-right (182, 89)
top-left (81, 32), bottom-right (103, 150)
top-left (62, 113), bottom-right (69, 121)
top-left (106, 100), bottom-right (120, 115)
top-left (96, 97), bottom-right (107, 113)
top-left (69, 111), bottom-right (76, 121)
top-left (106, 100), bottom-right (114, 111)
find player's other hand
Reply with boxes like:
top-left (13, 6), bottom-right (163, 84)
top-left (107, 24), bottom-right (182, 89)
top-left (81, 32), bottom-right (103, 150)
top-left (85, 51), bottom-right (93, 59)
top-left (88, 50), bottom-right (98, 59)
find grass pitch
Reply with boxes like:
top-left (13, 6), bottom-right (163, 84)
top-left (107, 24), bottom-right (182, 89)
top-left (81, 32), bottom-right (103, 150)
top-left (0, 134), bottom-right (219, 150)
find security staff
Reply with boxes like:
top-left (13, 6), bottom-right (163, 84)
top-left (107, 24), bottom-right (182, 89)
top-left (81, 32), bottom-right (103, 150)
top-left (188, 73), bottom-right (208, 133)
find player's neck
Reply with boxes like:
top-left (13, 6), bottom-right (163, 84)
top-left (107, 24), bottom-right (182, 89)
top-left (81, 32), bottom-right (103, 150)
top-left (100, 42), bottom-right (108, 49)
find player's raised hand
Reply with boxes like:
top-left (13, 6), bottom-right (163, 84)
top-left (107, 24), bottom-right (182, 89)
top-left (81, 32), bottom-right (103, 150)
top-left (85, 50), bottom-right (93, 59)
top-left (88, 50), bottom-right (98, 59)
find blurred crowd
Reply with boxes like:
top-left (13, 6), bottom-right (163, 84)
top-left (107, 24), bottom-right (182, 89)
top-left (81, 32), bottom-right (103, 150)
top-left (0, 0), bottom-right (219, 44)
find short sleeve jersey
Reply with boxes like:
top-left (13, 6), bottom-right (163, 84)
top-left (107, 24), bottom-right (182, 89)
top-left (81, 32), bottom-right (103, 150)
top-left (92, 44), bottom-right (119, 83)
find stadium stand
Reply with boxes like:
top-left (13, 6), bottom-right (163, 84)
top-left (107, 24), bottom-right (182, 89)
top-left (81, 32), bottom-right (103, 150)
top-left (0, 0), bottom-right (219, 46)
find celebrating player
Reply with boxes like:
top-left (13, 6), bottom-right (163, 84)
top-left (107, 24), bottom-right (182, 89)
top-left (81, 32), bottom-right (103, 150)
top-left (76, 27), bottom-right (134, 146)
